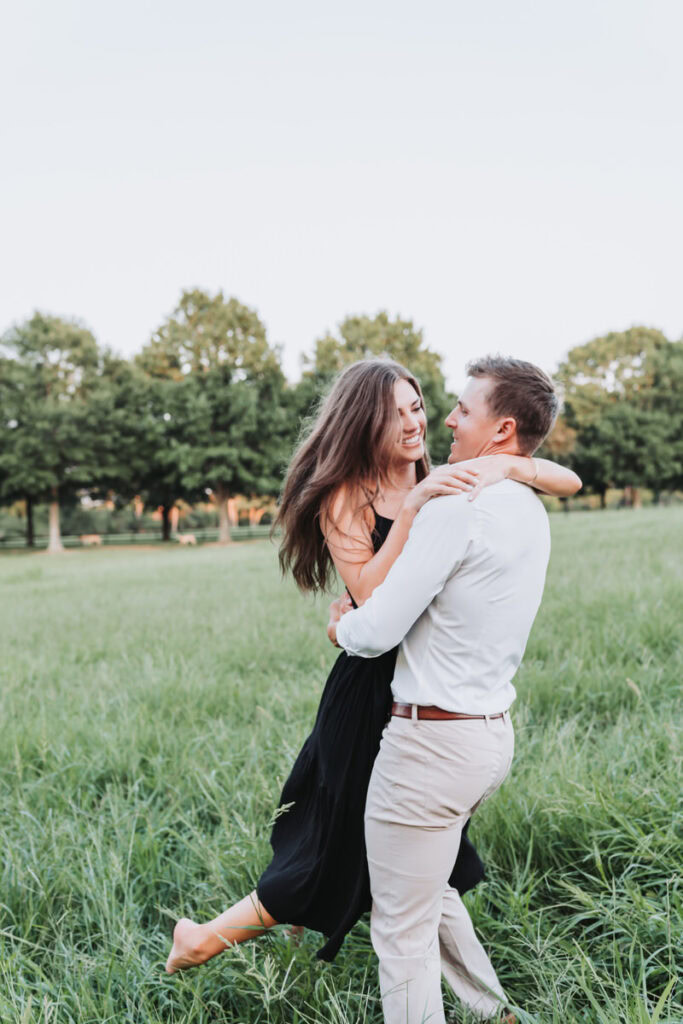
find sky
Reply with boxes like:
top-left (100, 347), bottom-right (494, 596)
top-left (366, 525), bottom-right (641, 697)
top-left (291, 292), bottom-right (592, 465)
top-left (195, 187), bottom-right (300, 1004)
top-left (1, 0), bottom-right (681, 391)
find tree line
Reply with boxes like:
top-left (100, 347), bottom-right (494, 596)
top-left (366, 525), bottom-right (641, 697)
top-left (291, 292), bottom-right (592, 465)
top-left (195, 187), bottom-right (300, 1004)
top-left (0, 290), bottom-right (681, 551)
top-left (546, 327), bottom-right (682, 507)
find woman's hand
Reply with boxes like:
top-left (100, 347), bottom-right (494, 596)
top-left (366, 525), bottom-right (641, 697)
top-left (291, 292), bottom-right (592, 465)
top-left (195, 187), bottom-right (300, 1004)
top-left (402, 464), bottom-right (480, 514)
top-left (458, 454), bottom-right (512, 500)
top-left (327, 592), bottom-right (353, 646)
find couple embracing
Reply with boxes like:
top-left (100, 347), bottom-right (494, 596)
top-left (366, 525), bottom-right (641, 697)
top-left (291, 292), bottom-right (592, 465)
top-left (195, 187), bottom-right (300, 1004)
top-left (166, 355), bottom-right (581, 1023)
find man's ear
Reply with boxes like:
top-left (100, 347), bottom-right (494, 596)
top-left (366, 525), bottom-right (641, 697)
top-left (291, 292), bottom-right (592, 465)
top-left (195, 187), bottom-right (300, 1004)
top-left (494, 417), bottom-right (517, 443)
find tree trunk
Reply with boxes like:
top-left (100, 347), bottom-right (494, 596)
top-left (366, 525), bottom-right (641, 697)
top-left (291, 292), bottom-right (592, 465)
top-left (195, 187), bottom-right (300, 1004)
top-left (47, 487), bottom-right (64, 553)
top-left (560, 496), bottom-right (569, 514)
top-left (599, 488), bottom-right (607, 510)
top-left (161, 504), bottom-right (172, 541)
top-left (216, 486), bottom-right (233, 544)
top-left (623, 485), bottom-right (641, 508)
top-left (26, 496), bottom-right (35, 547)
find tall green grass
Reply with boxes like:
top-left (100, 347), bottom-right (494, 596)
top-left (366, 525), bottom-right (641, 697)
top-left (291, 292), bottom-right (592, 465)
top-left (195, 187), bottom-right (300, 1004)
top-left (1, 508), bottom-right (681, 1023)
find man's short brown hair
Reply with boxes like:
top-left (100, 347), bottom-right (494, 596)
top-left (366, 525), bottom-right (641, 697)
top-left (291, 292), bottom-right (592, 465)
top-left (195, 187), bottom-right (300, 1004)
top-left (466, 355), bottom-right (559, 454)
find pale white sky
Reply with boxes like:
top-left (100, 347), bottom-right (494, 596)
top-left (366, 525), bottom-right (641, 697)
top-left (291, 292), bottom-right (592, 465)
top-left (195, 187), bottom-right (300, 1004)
top-left (1, 0), bottom-right (681, 391)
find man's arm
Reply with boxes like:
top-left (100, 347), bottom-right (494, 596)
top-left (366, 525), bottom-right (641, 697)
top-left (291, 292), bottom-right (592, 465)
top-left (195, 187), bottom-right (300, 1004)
top-left (334, 494), bottom-right (473, 657)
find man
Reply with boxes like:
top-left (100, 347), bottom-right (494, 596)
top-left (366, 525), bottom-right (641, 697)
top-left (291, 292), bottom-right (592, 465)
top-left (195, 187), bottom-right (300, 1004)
top-left (328, 356), bottom-right (562, 1024)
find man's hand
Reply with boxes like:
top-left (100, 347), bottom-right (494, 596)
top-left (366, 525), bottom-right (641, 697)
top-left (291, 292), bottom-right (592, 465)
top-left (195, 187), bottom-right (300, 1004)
top-left (327, 592), bottom-right (353, 647)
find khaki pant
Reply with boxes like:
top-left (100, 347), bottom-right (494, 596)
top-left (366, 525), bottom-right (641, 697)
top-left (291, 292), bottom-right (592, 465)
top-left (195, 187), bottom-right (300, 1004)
top-left (365, 712), bottom-right (514, 1024)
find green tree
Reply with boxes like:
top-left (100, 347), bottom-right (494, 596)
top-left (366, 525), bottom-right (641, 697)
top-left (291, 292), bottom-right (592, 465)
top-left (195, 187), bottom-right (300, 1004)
top-left (75, 355), bottom-right (194, 540)
top-left (557, 327), bottom-right (670, 425)
top-left (0, 358), bottom-right (39, 545)
top-left (557, 327), bottom-right (680, 505)
top-left (137, 288), bottom-right (282, 381)
top-left (0, 314), bottom-right (101, 552)
top-left (138, 289), bottom-right (288, 542)
top-left (177, 367), bottom-right (290, 541)
top-left (304, 312), bottom-right (456, 463)
top-left (569, 404), bottom-right (679, 507)
top-left (138, 376), bottom-right (205, 540)
top-left (567, 413), bottom-right (620, 508)
top-left (632, 339), bottom-right (683, 497)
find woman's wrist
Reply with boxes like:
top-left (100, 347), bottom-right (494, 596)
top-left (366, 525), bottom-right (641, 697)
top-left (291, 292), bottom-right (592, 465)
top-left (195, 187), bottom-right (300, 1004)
top-left (505, 455), bottom-right (536, 485)
top-left (398, 496), bottom-right (420, 520)
top-left (495, 453), bottom-right (516, 480)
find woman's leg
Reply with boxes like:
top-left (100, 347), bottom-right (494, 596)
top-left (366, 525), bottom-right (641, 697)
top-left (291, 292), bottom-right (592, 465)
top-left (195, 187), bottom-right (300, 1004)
top-left (165, 891), bottom-right (278, 973)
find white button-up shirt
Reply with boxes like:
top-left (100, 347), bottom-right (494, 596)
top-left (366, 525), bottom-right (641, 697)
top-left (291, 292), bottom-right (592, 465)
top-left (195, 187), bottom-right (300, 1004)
top-left (335, 480), bottom-right (551, 714)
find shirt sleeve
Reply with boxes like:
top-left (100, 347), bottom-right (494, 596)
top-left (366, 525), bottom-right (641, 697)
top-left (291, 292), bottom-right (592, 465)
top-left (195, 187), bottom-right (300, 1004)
top-left (335, 494), bottom-right (474, 657)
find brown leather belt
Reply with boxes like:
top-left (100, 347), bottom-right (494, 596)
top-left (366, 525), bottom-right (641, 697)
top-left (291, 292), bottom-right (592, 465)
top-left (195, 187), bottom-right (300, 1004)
top-left (391, 702), bottom-right (506, 721)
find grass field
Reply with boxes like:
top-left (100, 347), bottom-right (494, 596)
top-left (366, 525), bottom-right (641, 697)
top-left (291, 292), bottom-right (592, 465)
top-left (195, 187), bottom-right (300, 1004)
top-left (1, 507), bottom-right (681, 1023)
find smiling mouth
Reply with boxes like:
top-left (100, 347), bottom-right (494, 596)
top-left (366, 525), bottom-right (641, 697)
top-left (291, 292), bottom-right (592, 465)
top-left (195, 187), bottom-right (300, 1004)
top-left (402, 432), bottom-right (423, 447)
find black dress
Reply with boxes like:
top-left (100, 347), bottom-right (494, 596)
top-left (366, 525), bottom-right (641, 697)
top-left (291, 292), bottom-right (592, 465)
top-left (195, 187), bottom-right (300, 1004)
top-left (257, 511), bottom-right (485, 961)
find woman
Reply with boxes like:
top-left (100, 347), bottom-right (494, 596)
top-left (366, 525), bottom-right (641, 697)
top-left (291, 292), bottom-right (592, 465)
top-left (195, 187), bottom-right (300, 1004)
top-left (166, 359), bottom-right (580, 973)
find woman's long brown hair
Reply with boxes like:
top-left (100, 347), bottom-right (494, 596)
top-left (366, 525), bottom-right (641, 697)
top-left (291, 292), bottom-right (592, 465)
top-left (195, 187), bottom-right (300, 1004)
top-left (276, 359), bottom-right (430, 593)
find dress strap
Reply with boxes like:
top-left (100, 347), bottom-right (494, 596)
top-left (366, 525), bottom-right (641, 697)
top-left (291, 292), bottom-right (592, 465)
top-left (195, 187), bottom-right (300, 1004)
top-left (360, 484), bottom-right (380, 520)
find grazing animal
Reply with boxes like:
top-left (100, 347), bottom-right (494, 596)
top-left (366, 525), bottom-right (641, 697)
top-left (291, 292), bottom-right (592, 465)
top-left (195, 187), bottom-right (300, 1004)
top-left (177, 533), bottom-right (197, 546)
top-left (80, 534), bottom-right (102, 546)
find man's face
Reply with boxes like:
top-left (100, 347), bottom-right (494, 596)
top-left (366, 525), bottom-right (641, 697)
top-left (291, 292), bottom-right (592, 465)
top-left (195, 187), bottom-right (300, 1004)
top-left (445, 377), bottom-right (500, 463)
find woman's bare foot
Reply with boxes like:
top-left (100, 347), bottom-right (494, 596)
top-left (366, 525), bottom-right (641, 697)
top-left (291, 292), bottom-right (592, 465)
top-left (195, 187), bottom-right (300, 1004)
top-left (165, 893), bottom-right (278, 975)
top-left (165, 917), bottom-right (207, 974)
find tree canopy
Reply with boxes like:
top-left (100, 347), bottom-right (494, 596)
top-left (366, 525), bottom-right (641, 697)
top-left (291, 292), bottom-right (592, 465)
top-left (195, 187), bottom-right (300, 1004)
top-left (557, 327), bottom-right (671, 423)
top-left (555, 329), bottom-right (682, 503)
top-left (137, 289), bottom-right (282, 381)
top-left (137, 290), bottom-right (290, 541)
top-left (0, 314), bottom-right (103, 550)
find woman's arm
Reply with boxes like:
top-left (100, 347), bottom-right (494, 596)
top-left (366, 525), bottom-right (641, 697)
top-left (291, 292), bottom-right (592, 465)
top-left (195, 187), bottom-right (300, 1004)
top-left (322, 497), bottom-right (416, 609)
top-left (322, 467), bottom-right (479, 606)
top-left (458, 454), bottom-right (581, 498)
top-left (502, 455), bottom-right (582, 496)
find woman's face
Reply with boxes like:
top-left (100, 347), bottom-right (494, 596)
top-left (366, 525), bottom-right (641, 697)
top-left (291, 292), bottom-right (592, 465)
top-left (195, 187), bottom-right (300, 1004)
top-left (391, 378), bottom-right (427, 465)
